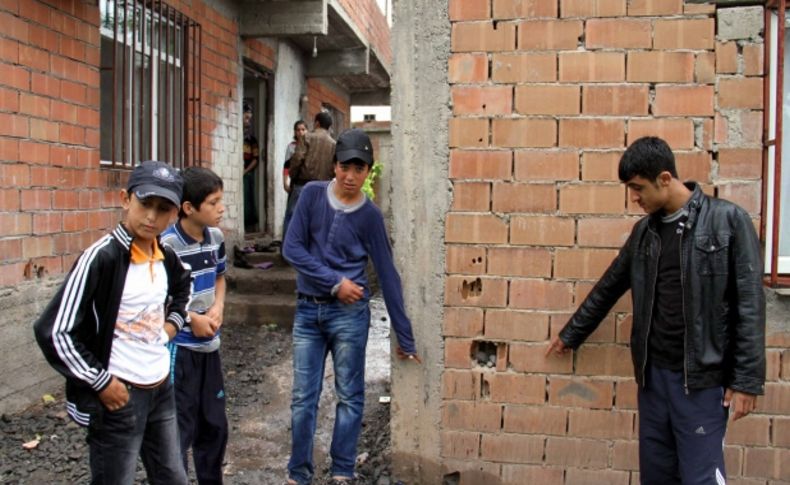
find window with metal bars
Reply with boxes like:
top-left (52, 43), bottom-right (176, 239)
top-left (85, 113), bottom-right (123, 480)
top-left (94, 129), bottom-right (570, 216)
top-left (99, 0), bottom-right (201, 169)
top-left (765, 0), bottom-right (790, 285)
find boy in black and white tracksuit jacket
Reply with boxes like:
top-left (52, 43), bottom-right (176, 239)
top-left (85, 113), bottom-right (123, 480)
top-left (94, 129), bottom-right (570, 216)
top-left (34, 161), bottom-right (192, 485)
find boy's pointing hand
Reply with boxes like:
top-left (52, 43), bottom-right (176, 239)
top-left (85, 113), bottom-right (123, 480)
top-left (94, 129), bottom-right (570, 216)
top-left (396, 347), bottom-right (422, 364)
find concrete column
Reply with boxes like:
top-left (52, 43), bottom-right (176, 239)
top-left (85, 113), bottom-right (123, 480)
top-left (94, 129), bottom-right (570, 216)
top-left (390, 0), bottom-right (450, 482)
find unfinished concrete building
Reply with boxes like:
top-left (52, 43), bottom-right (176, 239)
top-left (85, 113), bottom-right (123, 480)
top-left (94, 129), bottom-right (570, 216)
top-left (0, 0), bottom-right (391, 412)
top-left (1, 0), bottom-right (790, 483)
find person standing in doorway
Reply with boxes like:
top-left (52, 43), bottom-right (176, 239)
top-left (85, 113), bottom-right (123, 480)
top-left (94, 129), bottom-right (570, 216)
top-left (243, 103), bottom-right (259, 232)
top-left (286, 111), bottom-right (336, 225)
top-left (546, 136), bottom-right (765, 485)
top-left (282, 119), bottom-right (308, 238)
top-left (283, 128), bottom-right (421, 485)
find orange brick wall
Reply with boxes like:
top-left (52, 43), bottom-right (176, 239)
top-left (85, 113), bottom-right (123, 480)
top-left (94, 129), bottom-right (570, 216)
top-left (0, 1), bottom-right (106, 286)
top-left (0, 0), bottom-right (241, 288)
top-left (336, 0), bottom-right (391, 66)
top-left (306, 78), bottom-right (351, 129)
top-left (244, 38), bottom-right (276, 71)
top-left (445, 1), bottom-right (786, 483)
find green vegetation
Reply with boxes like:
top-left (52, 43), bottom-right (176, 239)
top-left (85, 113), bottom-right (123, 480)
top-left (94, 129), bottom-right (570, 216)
top-left (362, 161), bottom-right (383, 200)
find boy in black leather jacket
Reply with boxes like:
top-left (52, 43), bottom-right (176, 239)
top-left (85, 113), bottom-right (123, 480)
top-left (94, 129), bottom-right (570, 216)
top-left (547, 137), bottom-right (765, 485)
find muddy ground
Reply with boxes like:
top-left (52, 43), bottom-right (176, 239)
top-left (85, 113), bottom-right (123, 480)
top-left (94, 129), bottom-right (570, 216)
top-left (0, 298), bottom-right (395, 484)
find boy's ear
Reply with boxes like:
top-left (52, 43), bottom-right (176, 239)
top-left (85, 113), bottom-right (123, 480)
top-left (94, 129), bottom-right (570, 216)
top-left (119, 189), bottom-right (131, 209)
top-left (657, 171), bottom-right (673, 187)
top-left (182, 200), bottom-right (195, 215)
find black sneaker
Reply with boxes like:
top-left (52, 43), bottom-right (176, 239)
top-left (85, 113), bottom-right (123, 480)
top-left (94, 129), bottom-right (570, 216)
top-left (233, 245), bottom-right (248, 259)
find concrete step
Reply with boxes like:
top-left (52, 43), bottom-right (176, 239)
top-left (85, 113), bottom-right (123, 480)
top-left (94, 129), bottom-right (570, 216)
top-left (245, 251), bottom-right (285, 265)
top-left (225, 264), bottom-right (298, 296)
top-left (224, 292), bottom-right (296, 329)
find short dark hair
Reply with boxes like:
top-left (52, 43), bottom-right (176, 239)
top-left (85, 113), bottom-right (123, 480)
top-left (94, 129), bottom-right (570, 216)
top-left (618, 136), bottom-right (678, 183)
top-left (179, 167), bottom-right (223, 218)
top-left (314, 111), bottom-right (333, 130)
top-left (294, 119), bottom-right (306, 130)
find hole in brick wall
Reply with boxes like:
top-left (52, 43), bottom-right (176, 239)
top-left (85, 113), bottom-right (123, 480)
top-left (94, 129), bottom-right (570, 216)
top-left (476, 256), bottom-right (482, 263)
top-left (481, 375), bottom-right (491, 398)
top-left (23, 260), bottom-right (47, 280)
top-left (442, 471), bottom-right (461, 485)
top-left (472, 340), bottom-right (497, 368)
top-left (470, 256), bottom-right (483, 266)
top-left (481, 103), bottom-right (487, 110)
top-left (492, 20), bottom-right (499, 30)
top-left (460, 277), bottom-right (483, 299)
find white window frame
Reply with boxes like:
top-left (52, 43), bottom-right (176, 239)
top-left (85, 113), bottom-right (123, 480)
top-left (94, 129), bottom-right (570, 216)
top-left (766, 9), bottom-right (790, 278)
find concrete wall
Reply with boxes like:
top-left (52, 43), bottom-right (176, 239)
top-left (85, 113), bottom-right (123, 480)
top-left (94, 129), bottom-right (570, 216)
top-left (388, 0), bottom-right (790, 483)
top-left (0, 280), bottom-right (61, 412)
top-left (389, 0), bottom-right (450, 481)
top-left (272, 41), bottom-right (307, 239)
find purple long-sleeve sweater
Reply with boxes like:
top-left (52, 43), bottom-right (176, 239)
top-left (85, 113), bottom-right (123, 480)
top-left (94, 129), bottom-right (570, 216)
top-left (283, 181), bottom-right (416, 354)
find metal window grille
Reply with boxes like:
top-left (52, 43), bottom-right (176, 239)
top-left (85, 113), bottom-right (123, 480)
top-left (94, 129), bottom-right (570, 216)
top-left (99, 0), bottom-right (201, 169)
top-left (764, 0), bottom-right (790, 286)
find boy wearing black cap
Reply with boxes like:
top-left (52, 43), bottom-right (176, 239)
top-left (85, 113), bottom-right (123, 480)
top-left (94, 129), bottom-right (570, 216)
top-left (34, 160), bottom-right (191, 485)
top-left (283, 129), bottom-right (421, 485)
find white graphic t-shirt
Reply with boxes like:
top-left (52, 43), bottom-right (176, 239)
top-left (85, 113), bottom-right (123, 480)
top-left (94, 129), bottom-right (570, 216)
top-left (107, 241), bottom-right (171, 385)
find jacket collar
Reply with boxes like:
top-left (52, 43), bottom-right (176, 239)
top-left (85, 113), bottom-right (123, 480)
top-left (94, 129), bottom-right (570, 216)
top-left (683, 182), bottom-right (705, 231)
top-left (112, 223), bottom-right (133, 251)
top-left (112, 223), bottom-right (167, 253)
top-left (647, 181), bottom-right (704, 229)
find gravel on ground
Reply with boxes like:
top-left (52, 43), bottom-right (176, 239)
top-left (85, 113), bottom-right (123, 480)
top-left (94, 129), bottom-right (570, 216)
top-left (0, 296), bottom-right (394, 485)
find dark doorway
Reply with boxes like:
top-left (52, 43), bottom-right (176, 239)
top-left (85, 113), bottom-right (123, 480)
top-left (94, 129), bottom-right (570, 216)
top-left (243, 63), bottom-right (271, 235)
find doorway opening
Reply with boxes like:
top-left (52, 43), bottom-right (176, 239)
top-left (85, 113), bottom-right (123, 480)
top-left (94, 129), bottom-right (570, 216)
top-left (243, 62), bottom-right (273, 236)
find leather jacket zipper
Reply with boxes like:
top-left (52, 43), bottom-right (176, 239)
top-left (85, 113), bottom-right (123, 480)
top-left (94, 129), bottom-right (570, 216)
top-left (678, 221), bottom-right (689, 395)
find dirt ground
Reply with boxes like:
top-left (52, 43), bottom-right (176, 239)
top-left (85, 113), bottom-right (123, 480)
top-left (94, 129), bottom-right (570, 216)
top-left (0, 297), bottom-right (395, 484)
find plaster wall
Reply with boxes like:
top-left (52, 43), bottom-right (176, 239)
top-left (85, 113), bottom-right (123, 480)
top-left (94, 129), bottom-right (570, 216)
top-left (389, 0), bottom-right (450, 481)
top-left (272, 41), bottom-right (308, 239)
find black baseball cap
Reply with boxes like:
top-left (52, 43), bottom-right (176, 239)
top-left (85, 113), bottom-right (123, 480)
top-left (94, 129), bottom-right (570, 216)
top-left (335, 128), bottom-right (374, 166)
top-left (127, 160), bottom-right (183, 207)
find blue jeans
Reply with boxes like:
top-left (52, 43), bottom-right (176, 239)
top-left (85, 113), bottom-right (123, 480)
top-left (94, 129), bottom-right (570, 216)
top-left (638, 365), bottom-right (728, 485)
top-left (87, 378), bottom-right (187, 485)
top-left (287, 297), bottom-right (371, 484)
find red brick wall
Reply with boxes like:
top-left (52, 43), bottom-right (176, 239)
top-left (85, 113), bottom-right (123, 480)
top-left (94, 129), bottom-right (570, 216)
top-left (0, 1), bottom-right (105, 286)
top-left (244, 38), bottom-right (276, 71)
top-left (306, 78), bottom-right (351, 129)
top-left (337, 0), bottom-right (391, 66)
top-left (0, 0), bottom-right (241, 288)
top-left (445, 1), bottom-right (786, 483)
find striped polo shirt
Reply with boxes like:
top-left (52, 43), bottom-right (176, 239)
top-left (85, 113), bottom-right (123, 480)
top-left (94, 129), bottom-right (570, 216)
top-left (161, 220), bottom-right (226, 352)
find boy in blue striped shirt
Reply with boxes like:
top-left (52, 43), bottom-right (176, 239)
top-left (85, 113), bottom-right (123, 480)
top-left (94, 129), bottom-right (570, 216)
top-left (161, 167), bottom-right (227, 484)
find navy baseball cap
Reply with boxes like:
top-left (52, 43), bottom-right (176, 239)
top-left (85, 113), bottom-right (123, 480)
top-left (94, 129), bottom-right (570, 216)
top-left (127, 160), bottom-right (183, 207)
top-left (335, 128), bottom-right (374, 166)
